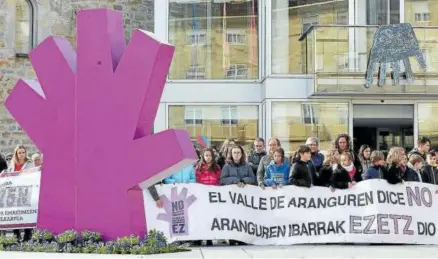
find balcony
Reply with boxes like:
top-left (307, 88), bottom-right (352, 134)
top-left (299, 25), bottom-right (438, 96)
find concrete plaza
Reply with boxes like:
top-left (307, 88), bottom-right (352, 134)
top-left (1, 245), bottom-right (438, 258)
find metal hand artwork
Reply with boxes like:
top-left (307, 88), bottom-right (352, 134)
top-left (365, 23), bottom-right (427, 88)
top-left (157, 187), bottom-right (197, 237)
top-left (5, 9), bottom-right (198, 240)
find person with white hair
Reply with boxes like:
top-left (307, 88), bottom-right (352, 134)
top-left (31, 153), bottom-right (42, 167)
top-left (305, 137), bottom-right (325, 174)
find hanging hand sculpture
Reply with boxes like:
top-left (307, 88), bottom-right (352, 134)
top-left (365, 23), bottom-right (427, 88)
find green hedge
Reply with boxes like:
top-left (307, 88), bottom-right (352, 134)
top-left (0, 229), bottom-right (189, 255)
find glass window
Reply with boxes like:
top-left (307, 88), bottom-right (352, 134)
top-left (169, 105), bottom-right (258, 152)
top-left (226, 64), bottom-right (248, 79)
top-left (336, 11), bottom-right (348, 25)
top-left (405, 0), bottom-right (437, 73)
top-left (220, 106), bottom-right (238, 125)
top-left (271, 0), bottom-right (349, 74)
top-left (186, 65), bottom-right (206, 79)
top-left (418, 103), bottom-right (438, 144)
top-left (227, 30), bottom-right (245, 44)
top-left (184, 106), bottom-right (203, 125)
top-left (168, 0), bottom-right (259, 80)
top-left (405, 0), bottom-right (435, 25)
top-left (15, 0), bottom-right (33, 54)
top-left (271, 102), bottom-right (349, 157)
top-left (365, 0), bottom-right (400, 25)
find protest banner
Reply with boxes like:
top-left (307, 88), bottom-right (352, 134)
top-left (144, 180), bottom-right (438, 245)
top-left (0, 168), bottom-right (40, 230)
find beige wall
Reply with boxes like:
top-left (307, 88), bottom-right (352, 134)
top-left (418, 103), bottom-right (438, 144)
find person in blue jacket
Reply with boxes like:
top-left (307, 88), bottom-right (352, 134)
top-left (364, 150), bottom-right (386, 179)
top-left (264, 148), bottom-right (290, 188)
top-left (164, 164), bottom-right (196, 184)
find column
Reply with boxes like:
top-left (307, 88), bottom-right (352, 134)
top-left (154, 0), bottom-right (168, 42)
top-left (271, 0), bottom-right (289, 74)
top-left (355, 0), bottom-right (369, 72)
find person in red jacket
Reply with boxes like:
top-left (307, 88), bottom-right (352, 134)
top-left (196, 148), bottom-right (221, 186)
top-left (193, 148), bottom-right (221, 246)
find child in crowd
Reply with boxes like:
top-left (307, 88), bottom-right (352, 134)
top-left (290, 145), bottom-right (315, 187)
top-left (196, 148), bottom-right (221, 186)
top-left (193, 148), bottom-right (221, 246)
top-left (405, 154), bottom-right (424, 182)
top-left (364, 151), bottom-right (386, 179)
top-left (318, 150), bottom-right (338, 187)
top-left (264, 148), bottom-right (290, 188)
top-left (422, 151), bottom-right (438, 185)
top-left (330, 152), bottom-right (357, 190)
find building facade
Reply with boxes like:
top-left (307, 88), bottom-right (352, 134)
top-left (1, 0), bottom-right (438, 157)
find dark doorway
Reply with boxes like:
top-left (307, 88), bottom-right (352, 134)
top-left (353, 104), bottom-right (414, 153)
top-left (353, 127), bottom-right (377, 152)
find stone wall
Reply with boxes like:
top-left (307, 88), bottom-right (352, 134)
top-left (0, 0), bottom-right (154, 155)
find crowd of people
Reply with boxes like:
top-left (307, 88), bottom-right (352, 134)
top-left (1, 136), bottom-right (436, 245)
top-left (148, 134), bottom-right (437, 246)
top-left (0, 145), bottom-right (43, 242)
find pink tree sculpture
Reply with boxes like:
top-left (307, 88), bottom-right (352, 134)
top-left (4, 9), bottom-right (198, 240)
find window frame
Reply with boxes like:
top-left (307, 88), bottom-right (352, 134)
top-left (186, 65), bottom-right (206, 79)
top-left (186, 30), bottom-right (207, 46)
top-left (220, 106), bottom-right (238, 125)
top-left (301, 104), bottom-right (319, 125)
top-left (414, 12), bottom-right (430, 22)
top-left (184, 106), bottom-right (203, 125)
top-left (14, 0), bottom-right (36, 57)
top-left (226, 29), bottom-right (246, 45)
top-left (166, 0), bottom-right (262, 82)
top-left (226, 64), bottom-right (249, 79)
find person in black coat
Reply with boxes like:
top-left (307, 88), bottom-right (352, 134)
top-left (421, 151), bottom-right (438, 185)
top-left (0, 154), bottom-right (7, 172)
top-left (330, 164), bottom-right (352, 190)
top-left (330, 152), bottom-right (360, 190)
top-left (317, 150), bottom-right (338, 187)
top-left (404, 154), bottom-right (424, 182)
top-left (290, 145), bottom-right (316, 187)
top-left (384, 164), bottom-right (404, 184)
top-left (383, 147), bottom-right (406, 184)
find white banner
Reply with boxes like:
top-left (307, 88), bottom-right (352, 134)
top-left (0, 168), bottom-right (40, 230)
top-left (144, 180), bottom-right (438, 245)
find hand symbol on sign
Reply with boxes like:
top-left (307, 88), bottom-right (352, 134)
top-left (157, 187), bottom-right (197, 237)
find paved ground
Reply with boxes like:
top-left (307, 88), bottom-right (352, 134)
top-left (2, 245), bottom-right (438, 258)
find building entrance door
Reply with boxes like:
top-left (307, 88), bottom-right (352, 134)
top-left (352, 104), bottom-right (414, 154)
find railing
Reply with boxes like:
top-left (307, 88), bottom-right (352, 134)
top-left (299, 25), bottom-right (438, 95)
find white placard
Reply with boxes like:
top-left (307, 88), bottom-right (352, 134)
top-left (0, 168), bottom-right (40, 230)
top-left (144, 180), bottom-right (438, 245)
